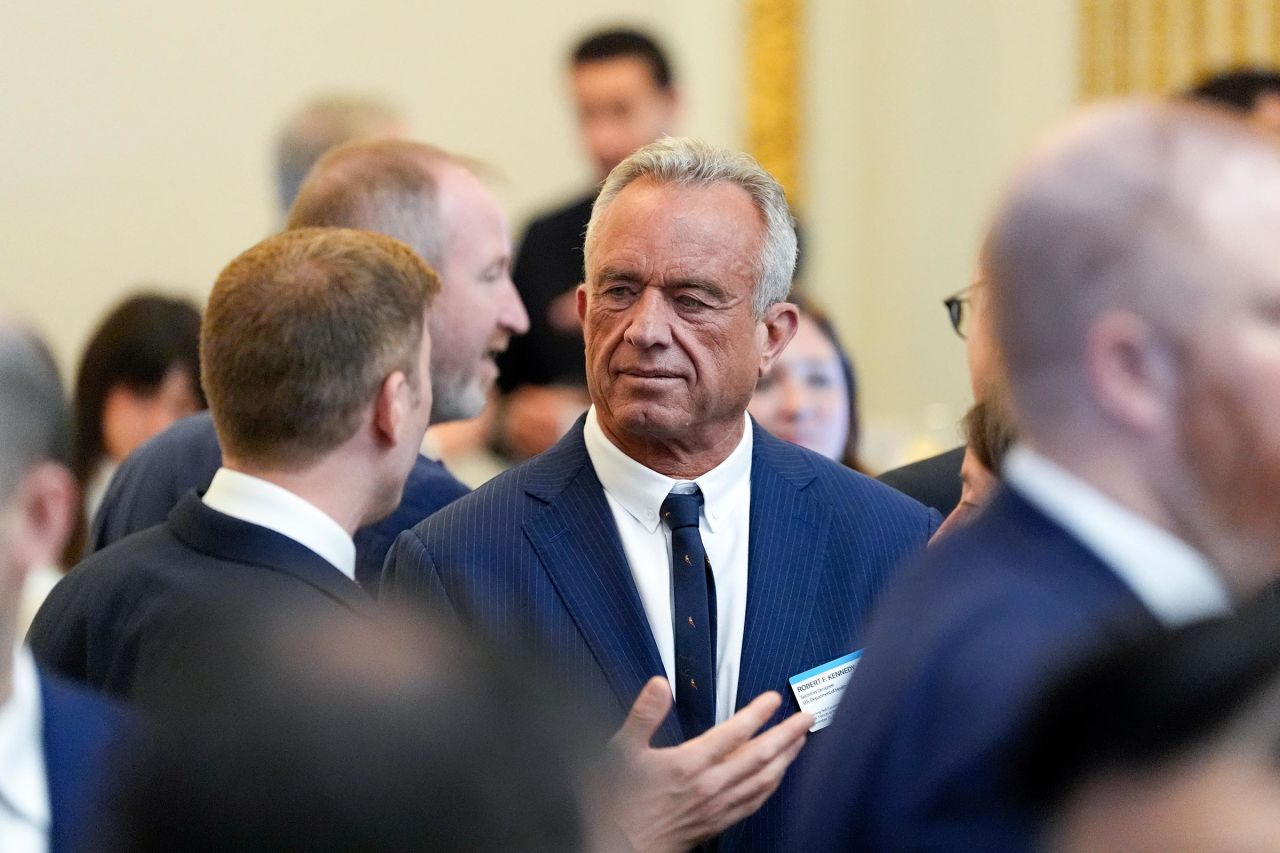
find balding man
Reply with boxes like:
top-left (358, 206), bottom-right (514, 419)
top-left (384, 137), bottom-right (938, 852)
top-left (795, 101), bottom-right (1280, 851)
top-left (90, 140), bottom-right (530, 587)
top-left (0, 322), bottom-right (126, 853)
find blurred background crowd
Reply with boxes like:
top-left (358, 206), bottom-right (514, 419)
top-left (10, 2), bottom-right (1280, 851)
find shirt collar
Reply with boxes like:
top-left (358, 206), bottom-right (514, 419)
top-left (582, 407), bottom-right (753, 534)
top-left (201, 468), bottom-right (357, 581)
top-left (1004, 445), bottom-right (1231, 627)
top-left (0, 647), bottom-right (50, 831)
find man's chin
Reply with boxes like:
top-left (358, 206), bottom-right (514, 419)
top-left (430, 381), bottom-right (487, 425)
top-left (606, 404), bottom-right (688, 442)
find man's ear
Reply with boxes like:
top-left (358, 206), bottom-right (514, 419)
top-left (1085, 310), bottom-right (1180, 436)
top-left (372, 371), bottom-right (411, 448)
top-left (758, 302), bottom-right (799, 376)
top-left (576, 284), bottom-right (588, 324)
top-left (7, 463), bottom-right (77, 573)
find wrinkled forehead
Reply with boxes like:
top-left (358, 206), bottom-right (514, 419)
top-left (589, 178), bottom-right (761, 258)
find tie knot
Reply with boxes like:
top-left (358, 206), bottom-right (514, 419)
top-left (661, 489), bottom-right (703, 530)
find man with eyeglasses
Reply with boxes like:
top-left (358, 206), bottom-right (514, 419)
top-left (877, 272), bottom-right (997, 514)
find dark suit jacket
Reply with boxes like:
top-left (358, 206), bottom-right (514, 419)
top-left (383, 418), bottom-right (939, 852)
top-left (876, 445), bottom-right (965, 516)
top-left (39, 668), bottom-right (130, 853)
top-left (497, 191), bottom-right (595, 391)
top-left (793, 486), bottom-right (1162, 853)
top-left (32, 494), bottom-right (375, 701)
top-left (89, 411), bottom-right (469, 589)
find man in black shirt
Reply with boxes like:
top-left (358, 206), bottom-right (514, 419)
top-left (497, 28), bottom-right (679, 459)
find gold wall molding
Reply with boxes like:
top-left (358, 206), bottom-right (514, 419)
top-left (1081, 0), bottom-right (1280, 98)
top-left (746, 0), bottom-right (803, 206)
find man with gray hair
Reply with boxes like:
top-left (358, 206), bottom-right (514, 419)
top-left (383, 137), bottom-right (938, 852)
top-left (796, 100), bottom-right (1280, 851)
top-left (274, 93), bottom-right (405, 212)
top-left (0, 321), bottom-right (127, 852)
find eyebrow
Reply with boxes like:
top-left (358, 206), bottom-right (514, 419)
top-left (594, 266), bottom-right (730, 301)
top-left (596, 265), bottom-right (640, 285)
top-left (672, 279), bottom-right (730, 302)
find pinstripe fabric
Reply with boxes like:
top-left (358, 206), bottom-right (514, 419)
top-left (382, 416), bottom-right (940, 852)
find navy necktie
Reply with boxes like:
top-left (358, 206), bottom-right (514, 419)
top-left (662, 488), bottom-right (717, 741)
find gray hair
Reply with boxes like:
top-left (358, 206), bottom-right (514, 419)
top-left (0, 323), bottom-right (70, 501)
top-left (585, 137), bottom-right (798, 316)
top-left (285, 138), bottom-right (463, 273)
top-left (275, 94), bottom-right (404, 213)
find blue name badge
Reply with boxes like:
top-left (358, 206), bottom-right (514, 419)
top-left (788, 651), bottom-right (863, 732)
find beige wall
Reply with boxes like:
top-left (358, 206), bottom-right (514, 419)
top-left (803, 0), bottom-right (1078, 466)
top-left (2, 1), bottom-right (1077, 467)
top-left (0, 0), bottom-right (739, 372)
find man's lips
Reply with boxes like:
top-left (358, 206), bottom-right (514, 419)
top-left (617, 368), bottom-right (683, 379)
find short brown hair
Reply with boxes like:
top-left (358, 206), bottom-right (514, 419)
top-left (286, 139), bottom-right (466, 270)
top-left (962, 382), bottom-right (1017, 474)
top-left (202, 227), bottom-right (440, 469)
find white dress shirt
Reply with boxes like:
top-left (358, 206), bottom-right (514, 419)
top-left (0, 648), bottom-right (50, 853)
top-left (583, 407), bottom-right (752, 724)
top-left (1004, 446), bottom-right (1231, 627)
top-left (201, 468), bottom-right (357, 581)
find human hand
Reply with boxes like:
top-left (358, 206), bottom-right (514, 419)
top-left (605, 677), bottom-right (812, 853)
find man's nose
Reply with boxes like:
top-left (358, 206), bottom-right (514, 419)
top-left (622, 289), bottom-right (672, 348)
top-left (499, 274), bottom-right (530, 335)
top-left (780, 377), bottom-right (808, 421)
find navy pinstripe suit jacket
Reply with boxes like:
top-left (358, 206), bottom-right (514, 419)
top-left (382, 417), bottom-right (940, 852)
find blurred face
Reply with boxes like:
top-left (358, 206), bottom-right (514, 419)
top-left (748, 312), bottom-right (850, 460)
top-left (572, 57), bottom-right (677, 180)
top-left (581, 178), bottom-right (795, 455)
top-left (102, 364), bottom-right (202, 462)
top-left (1173, 257), bottom-right (1280, 575)
top-left (428, 165), bottom-right (530, 423)
top-left (1053, 749), bottom-right (1280, 853)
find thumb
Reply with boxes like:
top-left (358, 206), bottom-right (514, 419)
top-left (611, 677), bottom-right (673, 753)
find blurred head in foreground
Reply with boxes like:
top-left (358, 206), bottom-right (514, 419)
top-left (1018, 597), bottom-right (1280, 853)
top-left (108, 603), bottom-right (601, 852)
top-left (0, 319), bottom-right (75, 650)
top-left (989, 100), bottom-right (1280, 596)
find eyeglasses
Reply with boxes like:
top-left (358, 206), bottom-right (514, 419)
top-left (943, 287), bottom-right (971, 340)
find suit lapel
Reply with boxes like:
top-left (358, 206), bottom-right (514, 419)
top-left (524, 422), bottom-right (679, 743)
top-left (735, 426), bottom-right (831, 716)
top-left (168, 493), bottom-right (376, 616)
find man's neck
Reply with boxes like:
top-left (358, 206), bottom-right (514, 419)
top-left (1023, 438), bottom-right (1259, 597)
top-left (597, 416), bottom-right (746, 480)
top-left (221, 458), bottom-right (369, 536)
